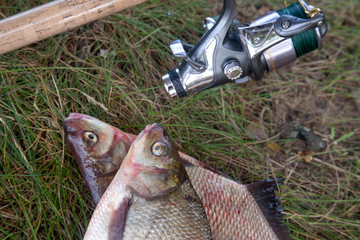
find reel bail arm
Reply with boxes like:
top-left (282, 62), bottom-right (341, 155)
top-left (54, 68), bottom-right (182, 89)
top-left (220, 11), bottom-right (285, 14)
top-left (162, 0), bottom-right (327, 98)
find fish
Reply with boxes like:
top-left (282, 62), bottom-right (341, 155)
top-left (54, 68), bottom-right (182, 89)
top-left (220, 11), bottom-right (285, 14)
top-left (64, 113), bottom-right (290, 240)
top-left (64, 113), bottom-right (136, 204)
top-left (83, 123), bottom-right (213, 239)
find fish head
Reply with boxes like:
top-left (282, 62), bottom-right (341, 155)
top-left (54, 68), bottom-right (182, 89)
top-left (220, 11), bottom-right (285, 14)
top-left (63, 113), bottom-right (136, 203)
top-left (64, 113), bottom-right (117, 160)
top-left (121, 123), bottom-right (185, 199)
top-left (64, 112), bottom-right (136, 170)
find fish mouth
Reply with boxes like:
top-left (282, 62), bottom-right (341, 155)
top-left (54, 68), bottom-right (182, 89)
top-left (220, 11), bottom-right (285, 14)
top-left (137, 123), bottom-right (168, 140)
top-left (143, 123), bottom-right (164, 135)
top-left (63, 113), bottom-right (95, 133)
top-left (63, 113), bottom-right (87, 137)
top-left (66, 113), bottom-right (84, 120)
top-left (65, 113), bottom-right (98, 121)
top-left (63, 119), bottom-right (77, 135)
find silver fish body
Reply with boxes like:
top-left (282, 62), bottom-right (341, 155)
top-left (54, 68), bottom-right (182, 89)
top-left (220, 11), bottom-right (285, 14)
top-left (64, 113), bottom-right (289, 240)
top-left (123, 180), bottom-right (211, 239)
top-left (84, 123), bottom-right (212, 240)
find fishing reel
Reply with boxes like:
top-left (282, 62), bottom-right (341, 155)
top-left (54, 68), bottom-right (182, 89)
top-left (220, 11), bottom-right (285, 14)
top-left (162, 0), bottom-right (327, 98)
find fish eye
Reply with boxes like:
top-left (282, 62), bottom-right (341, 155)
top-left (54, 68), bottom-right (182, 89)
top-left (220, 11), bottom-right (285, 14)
top-left (151, 142), bottom-right (169, 156)
top-left (83, 132), bottom-right (97, 145)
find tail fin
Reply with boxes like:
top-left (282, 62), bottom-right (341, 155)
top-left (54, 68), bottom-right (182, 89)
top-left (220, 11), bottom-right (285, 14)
top-left (246, 179), bottom-right (290, 240)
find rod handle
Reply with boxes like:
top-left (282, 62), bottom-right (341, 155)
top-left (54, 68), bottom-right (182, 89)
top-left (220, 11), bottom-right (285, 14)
top-left (0, 0), bottom-right (147, 55)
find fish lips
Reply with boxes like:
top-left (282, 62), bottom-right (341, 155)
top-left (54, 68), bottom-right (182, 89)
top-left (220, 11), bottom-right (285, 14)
top-left (136, 123), bottom-right (166, 140)
top-left (63, 113), bottom-right (83, 137)
top-left (134, 123), bottom-right (171, 149)
top-left (63, 113), bottom-right (90, 134)
top-left (63, 114), bottom-right (95, 163)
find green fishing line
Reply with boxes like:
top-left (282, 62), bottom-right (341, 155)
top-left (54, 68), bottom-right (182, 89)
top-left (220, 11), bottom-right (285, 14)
top-left (277, 3), bottom-right (307, 18)
top-left (277, 3), bottom-right (318, 57)
top-left (291, 29), bottom-right (318, 57)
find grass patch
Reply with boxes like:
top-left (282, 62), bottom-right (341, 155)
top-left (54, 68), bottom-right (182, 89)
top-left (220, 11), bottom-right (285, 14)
top-left (1, 0), bottom-right (359, 239)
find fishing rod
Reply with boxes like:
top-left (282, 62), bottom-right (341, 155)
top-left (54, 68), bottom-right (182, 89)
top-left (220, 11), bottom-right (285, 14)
top-left (1, 0), bottom-right (327, 99)
top-left (162, 0), bottom-right (327, 98)
top-left (0, 0), bottom-right (147, 55)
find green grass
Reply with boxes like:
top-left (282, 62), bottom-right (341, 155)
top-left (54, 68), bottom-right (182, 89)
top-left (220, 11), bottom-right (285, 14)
top-left (1, 0), bottom-right (360, 239)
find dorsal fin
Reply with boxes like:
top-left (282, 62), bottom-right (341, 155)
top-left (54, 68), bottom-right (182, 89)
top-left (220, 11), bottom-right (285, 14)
top-left (246, 179), bottom-right (290, 240)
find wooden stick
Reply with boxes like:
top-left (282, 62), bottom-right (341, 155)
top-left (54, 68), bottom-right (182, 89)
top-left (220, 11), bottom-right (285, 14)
top-left (0, 0), bottom-right (147, 55)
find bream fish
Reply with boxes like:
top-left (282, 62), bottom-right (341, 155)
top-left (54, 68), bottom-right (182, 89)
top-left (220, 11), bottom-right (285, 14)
top-left (64, 113), bottom-right (289, 240)
top-left (64, 113), bottom-right (136, 204)
top-left (83, 123), bottom-right (213, 239)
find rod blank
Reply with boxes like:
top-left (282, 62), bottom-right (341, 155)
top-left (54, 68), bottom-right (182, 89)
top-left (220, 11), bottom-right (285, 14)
top-left (0, 0), bottom-right (147, 55)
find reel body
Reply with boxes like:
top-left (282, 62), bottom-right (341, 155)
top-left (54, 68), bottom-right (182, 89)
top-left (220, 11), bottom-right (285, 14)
top-left (162, 0), bottom-right (327, 98)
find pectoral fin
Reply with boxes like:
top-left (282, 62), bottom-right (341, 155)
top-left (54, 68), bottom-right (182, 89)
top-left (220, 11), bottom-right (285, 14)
top-left (108, 196), bottom-right (131, 240)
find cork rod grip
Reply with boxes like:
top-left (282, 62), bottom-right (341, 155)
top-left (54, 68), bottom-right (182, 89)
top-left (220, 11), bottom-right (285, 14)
top-left (0, 0), bottom-right (147, 55)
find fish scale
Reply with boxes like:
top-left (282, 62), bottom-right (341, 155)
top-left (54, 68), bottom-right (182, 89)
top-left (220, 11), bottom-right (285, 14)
top-left (123, 180), bottom-right (212, 239)
top-left (180, 152), bottom-right (279, 240)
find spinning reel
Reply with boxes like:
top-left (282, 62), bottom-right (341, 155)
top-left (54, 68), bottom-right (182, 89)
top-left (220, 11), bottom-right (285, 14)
top-left (162, 0), bottom-right (327, 98)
